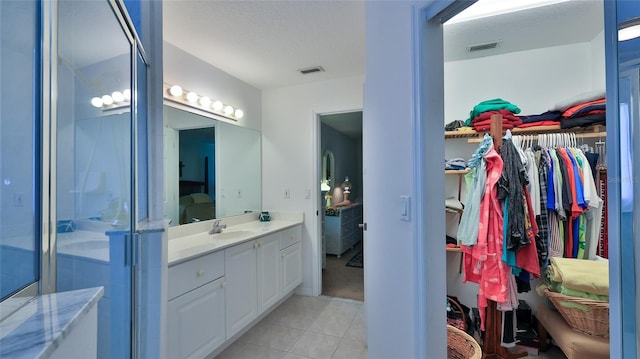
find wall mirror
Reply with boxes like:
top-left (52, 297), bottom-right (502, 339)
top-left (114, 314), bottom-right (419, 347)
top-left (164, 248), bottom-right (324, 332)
top-left (322, 150), bottom-right (335, 189)
top-left (164, 104), bottom-right (261, 226)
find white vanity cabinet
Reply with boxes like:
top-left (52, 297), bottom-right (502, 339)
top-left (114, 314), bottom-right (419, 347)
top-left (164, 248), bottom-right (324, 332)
top-left (257, 233), bottom-right (281, 313)
top-left (280, 226), bottom-right (303, 294)
top-left (167, 222), bottom-right (303, 358)
top-left (224, 239), bottom-right (258, 338)
top-left (167, 251), bottom-right (225, 359)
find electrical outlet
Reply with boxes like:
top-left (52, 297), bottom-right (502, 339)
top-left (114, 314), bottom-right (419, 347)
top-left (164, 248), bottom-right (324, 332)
top-left (284, 188), bottom-right (290, 199)
top-left (304, 189), bottom-right (311, 199)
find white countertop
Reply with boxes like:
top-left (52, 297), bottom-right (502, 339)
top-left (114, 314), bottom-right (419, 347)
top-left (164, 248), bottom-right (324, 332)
top-left (0, 287), bottom-right (104, 359)
top-left (168, 211), bottom-right (304, 266)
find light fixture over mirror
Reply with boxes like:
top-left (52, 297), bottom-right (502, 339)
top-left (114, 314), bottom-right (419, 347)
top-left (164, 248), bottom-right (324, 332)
top-left (164, 83), bottom-right (244, 121)
top-left (619, 17), bottom-right (640, 42)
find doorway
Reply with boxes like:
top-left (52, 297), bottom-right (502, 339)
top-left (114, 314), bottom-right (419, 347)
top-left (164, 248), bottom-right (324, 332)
top-left (317, 111), bottom-right (364, 301)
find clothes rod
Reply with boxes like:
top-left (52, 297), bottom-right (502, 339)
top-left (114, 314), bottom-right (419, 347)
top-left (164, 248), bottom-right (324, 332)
top-left (467, 130), bottom-right (606, 143)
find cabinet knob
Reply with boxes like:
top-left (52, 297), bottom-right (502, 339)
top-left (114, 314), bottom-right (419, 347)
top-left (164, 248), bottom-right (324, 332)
top-left (221, 281), bottom-right (226, 288)
top-left (253, 242), bottom-right (258, 249)
top-left (196, 270), bottom-right (205, 277)
top-left (282, 253), bottom-right (285, 258)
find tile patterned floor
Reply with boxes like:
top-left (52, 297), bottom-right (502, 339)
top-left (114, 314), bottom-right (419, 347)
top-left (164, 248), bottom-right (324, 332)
top-left (216, 295), bottom-right (366, 359)
top-left (216, 294), bottom-right (567, 359)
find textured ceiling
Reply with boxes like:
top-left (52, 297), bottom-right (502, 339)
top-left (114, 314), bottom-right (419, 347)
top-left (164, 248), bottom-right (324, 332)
top-left (444, 0), bottom-right (603, 62)
top-left (163, 0), bottom-right (365, 91)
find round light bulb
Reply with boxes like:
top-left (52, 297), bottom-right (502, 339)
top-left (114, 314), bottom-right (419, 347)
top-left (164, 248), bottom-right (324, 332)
top-left (123, 89), bottom-right (131, 101)
top-left (234, 109), bottom-right (244, 118)
top-left (169, 85), bottom-right (183, 97)
top-left (199, 96), bottom-right (211, 107)
top-left (91, 97), bottom-right (104, 108)
top-left (102, 95), bottom-right (114, 106)
top-left (212, 100), bottom-right (223, 111)
top-left (224, 105), bottom-right (234, 115)
top-left (112, 91), bottom-right (125, 103)
top-left (619, 24), bottom-right (640, 41)
top-left (186, 92), bottom-right (198, 103)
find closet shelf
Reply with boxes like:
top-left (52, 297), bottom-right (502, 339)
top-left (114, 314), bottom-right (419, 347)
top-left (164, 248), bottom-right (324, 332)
top-left (446, 247), bottom-right (463, 253)
top-left (445, 169), bottom-right (470, 175)
top-left (445, 124), bottom-right (606, 143)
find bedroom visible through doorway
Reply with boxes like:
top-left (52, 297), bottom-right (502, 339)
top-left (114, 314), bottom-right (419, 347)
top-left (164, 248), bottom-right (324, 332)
top-left (319, 111), bottom-right (364, 301)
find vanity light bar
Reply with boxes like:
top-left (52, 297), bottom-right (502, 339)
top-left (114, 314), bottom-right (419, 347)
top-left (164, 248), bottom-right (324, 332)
top-left (90, 89), bottom-right (131, 111)
top-left (163, 83), bottom-right (244, 120)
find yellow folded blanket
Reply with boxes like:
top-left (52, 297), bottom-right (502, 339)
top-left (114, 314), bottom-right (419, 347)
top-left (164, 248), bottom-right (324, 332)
top-left (548, 257), bottom-right (609, 296)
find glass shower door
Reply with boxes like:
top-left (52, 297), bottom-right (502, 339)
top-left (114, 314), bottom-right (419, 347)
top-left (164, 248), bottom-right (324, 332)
top-left (54, 1), bottom-right (135, 357)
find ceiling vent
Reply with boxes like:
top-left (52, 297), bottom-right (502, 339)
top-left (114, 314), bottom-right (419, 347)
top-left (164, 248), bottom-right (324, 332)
top-left (298, 66), bottom-right (325, 75)
top-left (467, 41), bottom-right (501, 52)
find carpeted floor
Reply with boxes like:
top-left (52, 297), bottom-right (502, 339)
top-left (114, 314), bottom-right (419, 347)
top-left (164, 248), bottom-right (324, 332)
top-left (321, 241), bottom-right (364, 301)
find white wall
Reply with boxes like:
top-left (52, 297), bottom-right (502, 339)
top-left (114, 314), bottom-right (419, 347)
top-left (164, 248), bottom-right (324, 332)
top-left (163, 42), bottom-right (262, 132)
top-left (591, 30), bottom-right (606, 91)
top-left (444, 42), bottom-right (597, 124)
top-left (261, 75), bottom-right (364, 296)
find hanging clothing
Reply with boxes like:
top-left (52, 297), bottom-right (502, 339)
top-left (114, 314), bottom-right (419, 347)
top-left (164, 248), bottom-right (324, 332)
top-left (462, 147), bottom-right (507, 330)
top-left (497, 135), bottom-right (529, 251)
top-left (457, 134), bottom-right (493, 246)
top-left (535, 146), bottom-right (550, 268)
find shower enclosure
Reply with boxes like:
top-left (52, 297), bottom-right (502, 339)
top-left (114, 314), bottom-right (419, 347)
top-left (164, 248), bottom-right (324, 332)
top-left (0, 0), bottom-right (155, 358)
top-left (52, 1), bottom-right (152, 357)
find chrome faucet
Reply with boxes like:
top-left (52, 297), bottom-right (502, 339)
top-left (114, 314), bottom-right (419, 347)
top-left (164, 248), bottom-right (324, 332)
top-left (209, 219), bottom-right (227, 234)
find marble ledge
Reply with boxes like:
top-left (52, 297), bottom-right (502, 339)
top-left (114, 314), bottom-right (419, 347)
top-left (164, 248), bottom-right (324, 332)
top-left (0, 287), bottom-right (104, 359)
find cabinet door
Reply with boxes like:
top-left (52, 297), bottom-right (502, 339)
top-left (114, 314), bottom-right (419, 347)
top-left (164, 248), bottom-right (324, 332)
top-left (281, 242), bottom-right (302, 294)
top-left (225, 240), bottom-right (258, 338)
top-left (257, 233), bottom-right (280, 313)
top-left (167, 277), bottom-right (226, 359)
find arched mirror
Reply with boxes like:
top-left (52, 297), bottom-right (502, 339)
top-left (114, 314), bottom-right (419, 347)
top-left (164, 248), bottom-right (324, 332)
top-left (322, 150), bottom-right (335, 189)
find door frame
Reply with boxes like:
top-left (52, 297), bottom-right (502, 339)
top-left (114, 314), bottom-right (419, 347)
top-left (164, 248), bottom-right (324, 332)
top-left (418, 0), bottom-right (624, 357)
top-left (312, 109), bottom-right (363, 297)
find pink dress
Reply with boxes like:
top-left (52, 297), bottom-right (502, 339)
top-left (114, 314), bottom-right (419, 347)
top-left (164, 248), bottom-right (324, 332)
top-left (461, 147), bottom-right (508, 330)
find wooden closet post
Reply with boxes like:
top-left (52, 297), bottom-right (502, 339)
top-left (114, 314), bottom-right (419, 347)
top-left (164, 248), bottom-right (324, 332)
top-left (490, 114), bottom-right (503, 151)
top-left (481, 114), bottom-right (527, 359)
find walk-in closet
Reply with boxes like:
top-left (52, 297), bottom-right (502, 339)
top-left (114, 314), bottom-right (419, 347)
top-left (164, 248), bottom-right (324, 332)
top-left (443, 1), bottom-right (609, 358)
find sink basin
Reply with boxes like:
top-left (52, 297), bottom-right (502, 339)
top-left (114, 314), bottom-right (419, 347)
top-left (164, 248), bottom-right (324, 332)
top-left (211, 230), bottom-right (255, 240)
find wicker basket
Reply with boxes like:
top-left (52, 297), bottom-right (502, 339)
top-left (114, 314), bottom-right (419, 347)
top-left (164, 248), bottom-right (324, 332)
top-left (544, 289), bottom-right (609, 338)
top-left (447, 296), bottom-right (468, 332)
top-left (447, 324), bottom-right (482, 359)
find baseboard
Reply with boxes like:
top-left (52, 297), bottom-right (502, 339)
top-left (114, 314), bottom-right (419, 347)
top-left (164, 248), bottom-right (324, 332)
top-left (295, 285), bottom-right (314, 296)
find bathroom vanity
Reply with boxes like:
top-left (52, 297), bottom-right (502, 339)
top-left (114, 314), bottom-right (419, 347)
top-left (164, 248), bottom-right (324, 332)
top-left (167, 212), bottom-right (303, 359)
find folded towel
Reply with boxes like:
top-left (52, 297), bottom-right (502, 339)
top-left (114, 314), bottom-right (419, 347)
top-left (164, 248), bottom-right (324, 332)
top-left (548, 257), bottom-right (609, 296)
top-left (446, 197), bottom-right (464, 211)
top-left (465, 98), bottom-right (521, 126)
top-left (471, 109), bottom-right (522, 124)
top-left (445, 158), bottom-right (467, 170)
top-left (519, 110), bottom-right (562, 123)
top-left (562, 98), bottom-right (606, 118)
top-left (550, 90), bottom-right (606, 112)
top-left (517, 121), bottom-right (560, 129)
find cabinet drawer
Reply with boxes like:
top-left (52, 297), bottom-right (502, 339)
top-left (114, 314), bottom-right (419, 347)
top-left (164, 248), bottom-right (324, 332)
top-left (279, 226), bottom-right (302, 250)
top-left (168, 250), bottom-right (225, 300)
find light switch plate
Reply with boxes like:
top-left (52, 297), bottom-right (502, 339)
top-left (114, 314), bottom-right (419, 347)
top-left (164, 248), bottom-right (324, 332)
top-left (400, 195), bottom-right (410, 221)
